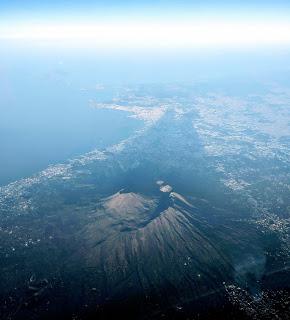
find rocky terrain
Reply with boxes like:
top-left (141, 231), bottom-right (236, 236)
top-left (1, 83), bottom-right (290, 319)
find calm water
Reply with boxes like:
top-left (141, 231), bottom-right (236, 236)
top-left (1, 44), bottom-right (290, 186)
top-left (0, 51), bottom-right (143, 185)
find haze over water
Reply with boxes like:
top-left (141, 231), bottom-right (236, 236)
top-left (1, 2), bottom-right (290, 319)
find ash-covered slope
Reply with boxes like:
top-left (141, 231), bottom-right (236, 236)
top-left (74, 187), bottom-right (233, 312)
top-left (1, 87), bottom-right (285, 319)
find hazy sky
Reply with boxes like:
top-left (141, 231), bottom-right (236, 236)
top-left (0, 1), bottom-right (290, 23)
top-left (1, 0), bottom-right (290, 14)
top-left (1, 1), bottom-right (290, 185)
top-left (1, 1), bottom-right (290, 49)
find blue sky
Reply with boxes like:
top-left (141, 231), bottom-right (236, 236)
top-left (1, 0), bottom-right (290, 20)
top-left (1, 0), bottom-right (290, 50)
